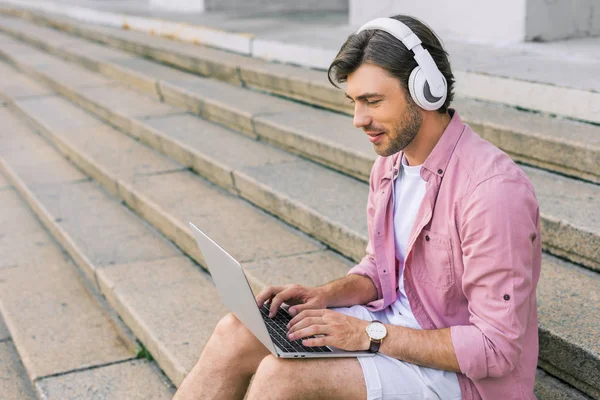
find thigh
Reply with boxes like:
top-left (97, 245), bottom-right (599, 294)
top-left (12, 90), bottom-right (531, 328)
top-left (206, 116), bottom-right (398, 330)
top-left (249, 354), bottom-right (367, 400)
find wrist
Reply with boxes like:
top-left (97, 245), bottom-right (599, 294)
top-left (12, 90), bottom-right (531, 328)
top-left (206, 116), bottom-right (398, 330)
top-left (316, 285), bottom-right (332, 307)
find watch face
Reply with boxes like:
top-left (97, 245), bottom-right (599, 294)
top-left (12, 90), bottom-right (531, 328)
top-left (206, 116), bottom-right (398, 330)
top-left (366, 322), bottom-right (387, 340)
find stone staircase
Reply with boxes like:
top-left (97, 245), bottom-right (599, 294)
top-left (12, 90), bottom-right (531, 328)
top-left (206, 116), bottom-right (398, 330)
top-left (0, 7), bottom-right (597, 400)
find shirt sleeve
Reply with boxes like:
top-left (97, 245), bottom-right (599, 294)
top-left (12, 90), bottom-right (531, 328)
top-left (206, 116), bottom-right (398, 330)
top-left (347, 159), bottom-right (383, 301)
top-left (451, 175), bottom-right (541, 380)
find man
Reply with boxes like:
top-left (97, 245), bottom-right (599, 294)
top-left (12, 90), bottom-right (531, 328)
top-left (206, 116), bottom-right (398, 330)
top-left (175, 15), bottom-right (541, 400)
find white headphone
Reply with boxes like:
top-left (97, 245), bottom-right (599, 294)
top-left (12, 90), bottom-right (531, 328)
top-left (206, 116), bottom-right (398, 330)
top-left (356, 17), bottom-right (447, 111)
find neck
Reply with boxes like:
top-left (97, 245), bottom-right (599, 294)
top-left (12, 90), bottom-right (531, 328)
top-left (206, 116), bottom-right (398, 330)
top-left (403, 110), bottom-right (451, 166)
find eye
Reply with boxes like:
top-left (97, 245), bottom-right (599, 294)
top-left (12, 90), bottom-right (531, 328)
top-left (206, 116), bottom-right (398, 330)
top-left (365, 99), bottom-right (381, 106)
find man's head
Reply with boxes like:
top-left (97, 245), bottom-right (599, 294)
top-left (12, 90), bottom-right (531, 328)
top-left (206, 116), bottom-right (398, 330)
top-left (328, 15), bottom-right (455, 157)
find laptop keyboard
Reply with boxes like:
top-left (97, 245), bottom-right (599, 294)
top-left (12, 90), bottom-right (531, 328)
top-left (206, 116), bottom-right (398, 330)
top-left (260, 304), bottom-right (332, 353)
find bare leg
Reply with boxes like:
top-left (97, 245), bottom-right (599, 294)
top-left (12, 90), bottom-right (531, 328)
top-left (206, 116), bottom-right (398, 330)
top-left (173, 313), bottom-right (270, 400)
top-left (246, 355), bottom-right (367, 400)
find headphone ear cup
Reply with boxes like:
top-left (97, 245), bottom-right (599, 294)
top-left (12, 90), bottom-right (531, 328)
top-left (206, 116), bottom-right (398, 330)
top-left (408, 66), bottom-right (424, 109)
top-left (408, 67), bottom-right (447, 111)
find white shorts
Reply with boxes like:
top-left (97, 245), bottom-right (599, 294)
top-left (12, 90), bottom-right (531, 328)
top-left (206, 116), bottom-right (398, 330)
top-left (331, 305), bottom-right (462, 400)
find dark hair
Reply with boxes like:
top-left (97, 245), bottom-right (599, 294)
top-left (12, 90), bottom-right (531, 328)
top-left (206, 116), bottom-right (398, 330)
top-left (328, 15), bottom-right (455, 114)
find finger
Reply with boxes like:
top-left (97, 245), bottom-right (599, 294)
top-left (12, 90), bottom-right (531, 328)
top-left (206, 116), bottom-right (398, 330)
top-left (287, 317), bottom-right (323, 335)
top-left (302, 336), bottom-right (330, 348)
top-left (288, 324), bottom-right (330, 341)
top-left (288, 301), bottom-right (325, 317)
top-left (255, 286), bottom-right (283, 307)
top-left (269, 287), bottom-right (301, 318)
top-left (287, 309), bottom-right (327, 328)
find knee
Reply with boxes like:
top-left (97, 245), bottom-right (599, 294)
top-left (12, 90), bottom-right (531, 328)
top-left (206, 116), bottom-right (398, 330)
top-left (253, 356), bottom-right (295, 389)
top-left (213, 312), bottom-right (244, 338)
top-left (211, 312), bottom-right (257, 350)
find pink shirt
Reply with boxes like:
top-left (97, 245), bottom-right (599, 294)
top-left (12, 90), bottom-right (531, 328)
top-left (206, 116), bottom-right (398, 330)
top-left (348, 110), bottom-right (542, 400)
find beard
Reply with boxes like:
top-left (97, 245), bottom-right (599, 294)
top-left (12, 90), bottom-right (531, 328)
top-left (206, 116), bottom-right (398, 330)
top-left (373, 100), bottom-right (422, 157)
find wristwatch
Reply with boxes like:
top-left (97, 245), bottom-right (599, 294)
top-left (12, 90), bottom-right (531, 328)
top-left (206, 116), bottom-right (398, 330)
top-left (365, 320), bottom-right (387, 353)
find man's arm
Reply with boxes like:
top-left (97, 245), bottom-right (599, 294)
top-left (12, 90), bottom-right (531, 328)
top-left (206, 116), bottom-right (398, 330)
top-left (451, 176), bottom-right (540, 379)
top-left (320, 273), bottom-right (378, 308)
top-left (378, 326), bottom-right (460, 372)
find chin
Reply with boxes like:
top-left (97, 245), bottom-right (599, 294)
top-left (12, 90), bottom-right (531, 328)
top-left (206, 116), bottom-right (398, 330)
top-left (373, 144), bottom-right (396, 158)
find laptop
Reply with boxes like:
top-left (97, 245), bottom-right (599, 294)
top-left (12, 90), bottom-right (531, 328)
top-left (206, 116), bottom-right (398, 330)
top-left (189, 222), bottom-right (375, 359)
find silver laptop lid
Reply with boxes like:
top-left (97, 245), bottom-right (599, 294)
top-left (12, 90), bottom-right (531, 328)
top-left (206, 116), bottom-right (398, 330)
top-left (188, 222), bottom-right (278, 356)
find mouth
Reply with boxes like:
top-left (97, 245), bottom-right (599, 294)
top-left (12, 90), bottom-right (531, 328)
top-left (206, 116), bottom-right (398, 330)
top-left (366, 132), bottom-right (385, 143)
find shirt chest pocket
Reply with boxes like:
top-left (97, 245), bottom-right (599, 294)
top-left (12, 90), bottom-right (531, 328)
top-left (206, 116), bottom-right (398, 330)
top-left (411, 229), bottom-right (455, 290)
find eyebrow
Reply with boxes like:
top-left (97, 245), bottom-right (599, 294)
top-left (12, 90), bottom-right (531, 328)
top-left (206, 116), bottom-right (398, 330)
top-left (345, 92), bottom-right (384, 101)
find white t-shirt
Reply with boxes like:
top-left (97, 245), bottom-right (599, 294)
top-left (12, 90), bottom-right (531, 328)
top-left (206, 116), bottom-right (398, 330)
top-left (384, 156), bottom-right (427, 330)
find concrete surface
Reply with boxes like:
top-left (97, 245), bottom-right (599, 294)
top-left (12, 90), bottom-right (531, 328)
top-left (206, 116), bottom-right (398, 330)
top-left (36, 359), bottom-right (175, 399)
top-left (525, 165), bottom-right (600, 271)
top-left (0, 62), bottom-right (54, 99)
top-left (535, 368), bottom-right (592, 400)
top-left (0, 315), bottom-right (10, 341)
top-left (0, 193), bottom-right (133, 381)
top-left (0, 341), bottom-right (37, 400)
top-left (242, 250), bottom-right (353, 290)
top-left (97, 256), bottom-right (228, 386)
top-left (4, 18), bottom-right (596, 186)
top-left (33, 181), bottom-right (181, 267)
top-left (4, 48), bottom-right (598, 272)
top-left (537, 254), bottom-right (600, 396)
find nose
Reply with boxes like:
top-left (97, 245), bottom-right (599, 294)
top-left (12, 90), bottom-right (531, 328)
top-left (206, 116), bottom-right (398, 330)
top-left (353, 104), bottom-right (371, 129)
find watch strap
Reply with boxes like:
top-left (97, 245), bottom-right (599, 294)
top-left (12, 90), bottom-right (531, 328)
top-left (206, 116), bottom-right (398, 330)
top-left (368, 338), bottom-right (382, 353)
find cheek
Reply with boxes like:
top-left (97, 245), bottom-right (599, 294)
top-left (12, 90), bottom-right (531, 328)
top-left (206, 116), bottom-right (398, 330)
top-left (371, 109), bottom-right (394, 130)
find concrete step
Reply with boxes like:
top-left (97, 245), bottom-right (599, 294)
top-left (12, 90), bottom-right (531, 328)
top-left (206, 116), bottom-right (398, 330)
top-left (0, 341), bottom-right (37, 400)
top-left (0, 315), bottom-right (37, 400)
top-left (0, 152), bottom-right (175, 398)
top-left (0, 14), bottom-right (598, 186)
top-left (0, 37), bottom-right (597, 275)
top-left (534, 369), bottom-right (593, 400)
top-left (0, 59), bottom-right (597, 398)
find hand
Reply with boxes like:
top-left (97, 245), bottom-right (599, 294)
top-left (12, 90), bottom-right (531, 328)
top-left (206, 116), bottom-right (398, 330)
top-left (286, 309), bottom-right (371, 351)
top-left (255, 284), bottom-right (329, 318)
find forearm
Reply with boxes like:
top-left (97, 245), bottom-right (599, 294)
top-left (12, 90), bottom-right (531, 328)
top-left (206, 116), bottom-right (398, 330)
top-left (379, 325), bottom-right (461, 373)
top-left (319, 274), bottom-right (378, 308)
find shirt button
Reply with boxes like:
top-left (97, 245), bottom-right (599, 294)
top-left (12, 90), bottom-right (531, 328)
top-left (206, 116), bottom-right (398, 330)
top-left (503, 294), bottom-right (510, 301)
top-left (425, 235), bottom-right (430, 241)
top-left (437, 169), bottom-right (443, 174)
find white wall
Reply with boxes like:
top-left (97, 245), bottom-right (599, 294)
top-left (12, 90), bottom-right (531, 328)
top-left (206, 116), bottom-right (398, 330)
top-left (150, 0), bottom-right (348, 13)
top-left (349, 0), bottom-right (526, 43)
top-left (525, 0), bottom-right (600, 41)
top-left (350, 0), bottom-right (600, 43)
top-left (149, 0), bottom-right (205, 12)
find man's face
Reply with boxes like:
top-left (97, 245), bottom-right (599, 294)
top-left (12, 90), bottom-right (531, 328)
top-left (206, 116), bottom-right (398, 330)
top-left (346, 63), bottom-right (423, 157)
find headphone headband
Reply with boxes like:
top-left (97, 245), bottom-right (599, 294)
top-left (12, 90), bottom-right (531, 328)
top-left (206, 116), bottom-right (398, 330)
top-left (356, 18), bottom-right (445, 98)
